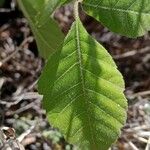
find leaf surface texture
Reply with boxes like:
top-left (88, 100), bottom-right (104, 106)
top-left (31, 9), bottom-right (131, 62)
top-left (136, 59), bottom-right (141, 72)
top-left (38, 18), bottom-right (127, 149)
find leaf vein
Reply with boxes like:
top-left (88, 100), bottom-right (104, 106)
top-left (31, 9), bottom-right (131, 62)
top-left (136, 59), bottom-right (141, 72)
top-left (54, 62), bottom-right (79, 84)
top-left (85, 88), bottom-right (125, 109)
top-left (81, 67), bottom-right (123, 90)
top-left (84, 3), bottom-right (150, 16)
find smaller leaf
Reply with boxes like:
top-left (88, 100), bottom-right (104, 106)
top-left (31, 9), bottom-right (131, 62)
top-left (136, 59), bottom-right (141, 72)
top-left (17, 0), bottom-right (64, 59)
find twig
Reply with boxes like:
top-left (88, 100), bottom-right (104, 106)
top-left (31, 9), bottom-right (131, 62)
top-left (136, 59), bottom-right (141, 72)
top-left (0, 37), bottom-right (33, 67)
top-left (17, 126), bottom-right (35, 142)
top-left (26, 80), bottom-right (38, 91)
top-left (132, 91), bottom-right (150, 97)
top-left (114, 46), bottom-right (150, 59)
top-left (0, 48), bottom-right (20, 67)
top-left (128, 141), bottom-right (139, 150)
top-left (6, 98), bottom-right (41, 116)
top-left (0, 24), bottom-right (10, 32)
top-left (126, 125), bottom-right (150, 132)
top-left (0, 127), bottom-right (25, 150)
top-left (0, 8), bottom-right (12, 13)
top-left (134, 135), bottom-right (148, 144)
top-left (145, 137), bottom-right (150, 150)
top-left (136, 131), bottom-right (150, 138)
top-left (0, 92), bottom-right (42, 107)
top-left (0, 78), bottom-right (5, 91)
top-left (0, 129), bottom-right (6, 145)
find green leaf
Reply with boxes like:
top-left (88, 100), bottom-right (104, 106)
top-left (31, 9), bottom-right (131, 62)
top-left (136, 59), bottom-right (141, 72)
top-left (83, 0), bottom-right (150, 37)
top-left (38, 18), bottom-right (127, 149)
top-left (17, 0), bottom-right (64, 59)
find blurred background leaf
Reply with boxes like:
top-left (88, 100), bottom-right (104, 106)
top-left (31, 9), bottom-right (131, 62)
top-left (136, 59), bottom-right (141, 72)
top-left (17, 0), bottom-right (65, 59)
top-left (83, 0), bottom-right (150, 37)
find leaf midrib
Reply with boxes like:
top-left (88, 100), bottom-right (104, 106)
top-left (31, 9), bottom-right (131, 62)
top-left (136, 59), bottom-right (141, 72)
top-left (75, 19), bottom-right (97, 148)
top-left (84, 3), bottom-right (150, 16)
top-left (75, 21), bottom-right (85, 95)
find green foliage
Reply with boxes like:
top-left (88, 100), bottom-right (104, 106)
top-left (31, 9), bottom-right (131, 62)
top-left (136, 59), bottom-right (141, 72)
top-left (83, 0), bottom-right (150, 37)
top-left (17, 0), bottom-right (64, 59)
top-left (38, 17), bottom-right (127, 149)
top-left (18, 0), bottom-right (150, 149)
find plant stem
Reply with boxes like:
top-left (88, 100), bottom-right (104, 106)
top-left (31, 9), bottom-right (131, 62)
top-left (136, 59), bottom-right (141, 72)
top-left (74, 0), bottom-right (83, 20)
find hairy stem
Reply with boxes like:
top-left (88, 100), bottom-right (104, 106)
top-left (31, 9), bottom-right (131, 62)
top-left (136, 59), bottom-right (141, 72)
top-left (74, 0), bottom-right (83, 20)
